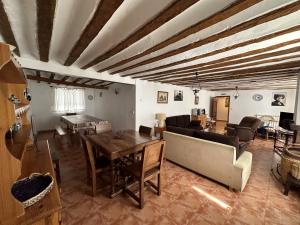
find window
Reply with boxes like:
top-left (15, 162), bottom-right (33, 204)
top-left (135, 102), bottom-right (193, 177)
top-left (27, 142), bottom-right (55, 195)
top-left (53, 87), bottom-right (85, 113)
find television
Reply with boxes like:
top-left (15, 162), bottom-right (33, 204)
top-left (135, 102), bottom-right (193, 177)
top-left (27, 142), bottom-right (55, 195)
top-left (279, 112), bottom-right (294, 130)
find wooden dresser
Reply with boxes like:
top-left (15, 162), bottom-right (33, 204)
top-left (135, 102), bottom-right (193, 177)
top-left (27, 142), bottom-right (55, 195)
top-left (0, 43), bottom-right (61, 225)
top-left (191, 114), bottom-right (207, 128)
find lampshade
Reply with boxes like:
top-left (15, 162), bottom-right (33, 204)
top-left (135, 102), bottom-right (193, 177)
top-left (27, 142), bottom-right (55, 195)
top-left (155, 113), bottom-right (166, 120)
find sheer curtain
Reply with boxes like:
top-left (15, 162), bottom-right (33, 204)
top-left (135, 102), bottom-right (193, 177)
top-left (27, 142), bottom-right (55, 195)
top-left (53, 87), bottom-right (85, 113)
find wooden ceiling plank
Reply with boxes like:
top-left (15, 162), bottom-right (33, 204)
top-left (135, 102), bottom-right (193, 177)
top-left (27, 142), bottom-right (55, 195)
top-left (36, 0), bottom-right (56, 62)
top-left (64, 0), bottom-right (124, 66)
top-left (82, 0), bottom-right (200, 69)
top-left (98, 0), bottom-right (261, 73)
top-left (134, 38), bottom-right (300, 79)
top-left (27, 75), bottom-right (108, 89)
top-left (0, 0), bottom-right (20, 55)
top-left (162, 61), bottom-right (300, 83)
top-left (122, 25), bottom-right (300, 77)
top-left (148, 51), bottom-right (300, 81)
top-left (113, 1), bottom-right (300, 74)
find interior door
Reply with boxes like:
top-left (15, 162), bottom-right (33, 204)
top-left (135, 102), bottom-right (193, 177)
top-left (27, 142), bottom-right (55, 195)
top-left (211, 97), bottom-right (218, 120)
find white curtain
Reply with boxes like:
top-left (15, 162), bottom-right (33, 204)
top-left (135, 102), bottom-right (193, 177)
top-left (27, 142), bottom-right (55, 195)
top-left (53, 87), bottom-right (85, 113)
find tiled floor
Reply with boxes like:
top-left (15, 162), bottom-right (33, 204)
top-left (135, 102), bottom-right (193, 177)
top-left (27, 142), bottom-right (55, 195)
top-left (40, 133), bottom-right (300, 225)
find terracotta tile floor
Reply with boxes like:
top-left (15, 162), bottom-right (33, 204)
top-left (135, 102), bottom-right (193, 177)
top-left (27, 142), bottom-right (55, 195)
top-left (40, 133), bottom-right (300, 225)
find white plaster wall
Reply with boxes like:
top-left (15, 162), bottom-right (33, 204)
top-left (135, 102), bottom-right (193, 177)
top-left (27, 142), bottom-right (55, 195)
top-left (135, 80), bottom-right (212, 130)
top-left (213, 89), bottom-right (296, 124)
top-left (93, 83), bottom-right (136, 131)
top-left (28, 80), bottom-right (95, 132)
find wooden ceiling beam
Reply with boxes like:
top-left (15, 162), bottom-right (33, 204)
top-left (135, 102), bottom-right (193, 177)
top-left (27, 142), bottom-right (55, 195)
top-left (72, 78), bottom-right (82, 84)
top-left (102, 82), bottom-right (114, 87)
top-left (26, 75), bottom-right (108, 89)
top-left (0, 0), bottom-right (20, 56)
top-left (158, 61), bottom-right (300, 83)
top-left (134, 38), bottom-right (300, 79)
top-left (82, 0), bottom-right (201, 69)
top-left (36, 0), bottom-right (56, 62)
top-left (149, 52), bottom-right (300, 81)
top-left (60, 76), bottom-right (69, 82)
top-left (122, 25), bottom-right (300, 77)
top-left (98, 0), bottom-right (261, 73)
top-left (36, 71), bottom-right (41, 83)
top-left (48, 73), bottom-right (55, 84)
top-left (81, 79), bottom-right (93, 84)
top-left (64, 0), bottom-right (124, 66)
top-left (93, 80), bottom-right (106, 86)
top-left (113, 1), bottom-right (300, 74)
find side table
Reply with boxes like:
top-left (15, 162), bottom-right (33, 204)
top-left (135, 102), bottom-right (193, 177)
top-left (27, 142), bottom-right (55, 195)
top-left (154, 126), bottom-right (166, 139)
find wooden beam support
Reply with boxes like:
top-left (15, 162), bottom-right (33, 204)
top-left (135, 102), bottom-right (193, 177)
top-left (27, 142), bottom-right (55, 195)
top-left (48, 73), bottom-right (55, 84)
top-left (36, 71), bottom-right (41, 83)
top-left (102, 82), bottom-right (114, 87)
top-left (81, 79), bottom-right (93, 85)
top-left (72, 78), bottom-right (82, 84)
top-left (97, 0), bottom-right (261, 72)
top-left (122, 25), bottom-right (300, 77)
top-left (0, 0), bottom-right (20, 55)
top-left (64, 0), bottom-right (124, 66)
top-left (36, 0), bottom-right (56, 62)
top-left (60, 76), bottom-right (69, 82)
top-left (26, 75), bottom-right (108, 89)
top-left (82, 0), bottom-right (200, 69)
top-left (113, 1), bottom-right (300, 74)
top-left (134, 38), bottom-right (300, 79)
top-left (149, 52), bottom-right (300, 81)
top-left (162, 61), bottom-right (300, 83)
top-left (93, 80), bottom-right (106, 86)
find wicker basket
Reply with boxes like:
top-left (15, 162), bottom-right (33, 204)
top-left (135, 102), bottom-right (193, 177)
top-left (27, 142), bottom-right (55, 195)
top-left (281, 147), bottom-right (300, 183)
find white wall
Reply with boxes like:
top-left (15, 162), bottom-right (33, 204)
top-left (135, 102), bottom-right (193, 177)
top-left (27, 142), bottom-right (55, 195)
top-left (94, 83), bottom-right (135, 131)
top-left (28, 80), bottom-right (96, 131)
top-left (213, 89), bottom-right (296, 124)
top-left (135, 80), bottom-right (212, 130)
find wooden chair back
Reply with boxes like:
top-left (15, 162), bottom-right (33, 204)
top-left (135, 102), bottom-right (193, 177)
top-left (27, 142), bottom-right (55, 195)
top-left (96, 123), bottom-right (112, 133)
top-left (139, 125), bottom-right (152, 136)
top-left (66, 112), bottom-right (77, 116)
top-left (80, 135), bottom-right (96, 172)
top-left (141, 140), bottom-right (165, 172)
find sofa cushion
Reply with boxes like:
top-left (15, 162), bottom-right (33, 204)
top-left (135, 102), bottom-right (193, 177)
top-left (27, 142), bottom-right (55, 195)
top-left (166, 116), bottom-right (177, 127)
top-left (167, 126), bottom-right (195, 137)
top-left (176, 115), bottom-right (190, 128)
top-left (193, 131), bottom-right (241, 159)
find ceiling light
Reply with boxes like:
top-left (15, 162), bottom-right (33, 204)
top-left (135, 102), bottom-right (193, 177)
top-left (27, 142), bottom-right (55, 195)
top-left (233, 86), bottom-right (239, 99)
top-left (192, 72), bottom-right (201, 96)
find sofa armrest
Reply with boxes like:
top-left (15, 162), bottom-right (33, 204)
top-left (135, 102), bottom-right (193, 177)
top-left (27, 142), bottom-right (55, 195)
top-left (226, 123), bottom-right (238, 129)
top-left (226, 127), bottom-right (236, 136)
top-left (235, 126), bottom-right (254, 142)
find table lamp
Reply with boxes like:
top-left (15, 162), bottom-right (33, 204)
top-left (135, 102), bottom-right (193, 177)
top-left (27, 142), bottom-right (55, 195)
top-left (155, 113), bottom-right (166, 127)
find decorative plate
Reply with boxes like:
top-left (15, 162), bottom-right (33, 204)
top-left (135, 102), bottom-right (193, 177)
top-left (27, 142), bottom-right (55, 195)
top-left (88, 95), bottom-right (94, 100)
top-left (252, 94), bottom-right (263, 101)
top-left (11, 173), bottom-right (54, 208)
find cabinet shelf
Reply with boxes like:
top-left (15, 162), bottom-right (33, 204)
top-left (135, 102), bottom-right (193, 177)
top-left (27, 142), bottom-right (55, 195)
top-left (5, 125), bottom-right (32, 160)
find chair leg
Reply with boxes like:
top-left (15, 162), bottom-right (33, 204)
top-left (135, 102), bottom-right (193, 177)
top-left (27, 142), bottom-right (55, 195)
top-left (284, 177), bottom-right (291, 196)
top-left (157, 174), bottom-right (161, 196)
top-left (55, 160), bottom-right (61, 184)
top-left (92, 173), bottom-right (97, 197)
top-left (139, 180), bottom-right (144, 209)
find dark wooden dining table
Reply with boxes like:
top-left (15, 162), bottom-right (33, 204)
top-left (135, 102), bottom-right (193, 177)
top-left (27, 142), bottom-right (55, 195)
top-left (87, 130), bottom-right (159, 197)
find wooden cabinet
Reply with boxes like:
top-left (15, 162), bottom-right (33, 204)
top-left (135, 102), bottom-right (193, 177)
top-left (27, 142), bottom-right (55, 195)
top-left (191, 115), bottom-right (207, 128)
top-left (0, 43), bottom-right (61, 225)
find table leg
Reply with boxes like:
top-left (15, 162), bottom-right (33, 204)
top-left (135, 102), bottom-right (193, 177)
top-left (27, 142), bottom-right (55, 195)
top-left (110, 160), bottom-right (116, 198)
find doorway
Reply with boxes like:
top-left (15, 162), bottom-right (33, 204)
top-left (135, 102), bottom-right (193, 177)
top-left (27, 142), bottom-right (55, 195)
top-left (211, 96), bottom-right (230, 122)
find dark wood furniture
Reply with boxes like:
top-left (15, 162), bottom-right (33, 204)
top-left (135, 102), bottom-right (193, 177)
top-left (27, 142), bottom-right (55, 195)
top-left (191, 114), bottom-right (207, 128)
top-left (48, 139), bottom-right (62, 184)
top-left (0, 42), bottom-right (61, 225)
top-left (284, 173), bottom-right (300, 196)
top-left (139, 125), bottom-right (152, 136)
top-left (154, 126), bottom-right (166, 139)
top-left (87, 130), bottom-right (159, 197)
top-left (80, 135), bottom-right (110, 196)
top-left (123, 140), bottom-right (166, 209)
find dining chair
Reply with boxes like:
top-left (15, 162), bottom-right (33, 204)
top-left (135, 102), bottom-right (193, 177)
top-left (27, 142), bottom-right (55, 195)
top-left (139, 125), bottom-right (152, 136)
top-left (123, 140), bottom-right (166, 209)
top-left (80, 134), bottom-right (110, 196)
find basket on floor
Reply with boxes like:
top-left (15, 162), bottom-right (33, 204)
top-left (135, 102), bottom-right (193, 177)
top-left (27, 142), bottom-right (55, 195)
top-left (281, 147), bottom-right (300, 182)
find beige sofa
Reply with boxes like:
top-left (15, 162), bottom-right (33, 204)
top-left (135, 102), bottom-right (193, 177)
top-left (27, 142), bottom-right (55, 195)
top-left (163, 131), bottom-right (252, 191)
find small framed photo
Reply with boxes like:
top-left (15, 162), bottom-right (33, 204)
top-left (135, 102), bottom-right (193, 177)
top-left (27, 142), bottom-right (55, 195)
top-left (157, 91), bottom-right (168, 104)
top-left (174, 90), bottom-right (183, 101)
top-left (271, 92), bottom-right (286, 106)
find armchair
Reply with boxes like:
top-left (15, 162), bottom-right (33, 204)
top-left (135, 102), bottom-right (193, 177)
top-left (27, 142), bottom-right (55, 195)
top-left (226, 116), bottom-right (261, 142)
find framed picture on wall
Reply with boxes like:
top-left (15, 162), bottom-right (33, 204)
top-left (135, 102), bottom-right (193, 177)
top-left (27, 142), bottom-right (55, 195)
top-left (157, 91), bottom-right (168, 104)
top-left (271, 92), bottom-right (286, 106)
top-left (174, 90), bottom-right (183, 101)
top-left (194, 96), bottom-right (199, 105)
